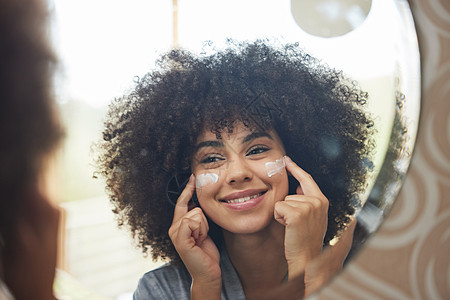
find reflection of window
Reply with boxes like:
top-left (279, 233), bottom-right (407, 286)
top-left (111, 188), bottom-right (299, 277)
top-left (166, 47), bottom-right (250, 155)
top-left (57, 197), bottom-right (161, 299)
top-left (53, 1), bottom-right (173, 298)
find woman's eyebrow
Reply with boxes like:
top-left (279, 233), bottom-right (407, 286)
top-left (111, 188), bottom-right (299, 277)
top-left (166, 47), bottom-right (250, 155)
top-left (195, 140), bottom-right (224, 152)
top-left (242, 132), bottom-right (273, 143)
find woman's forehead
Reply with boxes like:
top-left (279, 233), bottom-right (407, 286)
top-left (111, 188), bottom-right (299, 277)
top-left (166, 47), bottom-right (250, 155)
top-left (195, 123), bottom-right (282, 146)
top-left (197, 123), bottom-right (256, 141)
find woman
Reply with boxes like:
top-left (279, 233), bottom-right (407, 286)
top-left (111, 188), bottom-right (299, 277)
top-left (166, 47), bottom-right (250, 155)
top-left (0, 0), bottom-right (63, 299)
top-left (96, 41), bottom-right (374, 299)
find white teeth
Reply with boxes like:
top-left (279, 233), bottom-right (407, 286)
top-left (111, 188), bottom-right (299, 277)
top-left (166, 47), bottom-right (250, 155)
top-left (225, 192), bottom-right (263, 204)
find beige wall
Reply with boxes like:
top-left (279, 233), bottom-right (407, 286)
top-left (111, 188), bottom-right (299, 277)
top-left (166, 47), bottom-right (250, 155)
top-left (316, 0), bottom-right (450, 299)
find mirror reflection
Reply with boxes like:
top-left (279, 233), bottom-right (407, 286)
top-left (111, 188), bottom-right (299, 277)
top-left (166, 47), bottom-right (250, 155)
top-left (49, 0), bottom-right (420, 299)
top-left (95, 40), bottom-right (374, 299)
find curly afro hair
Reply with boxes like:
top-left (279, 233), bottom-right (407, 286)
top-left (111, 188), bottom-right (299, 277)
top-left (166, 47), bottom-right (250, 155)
top-left (96, 40), bottom-right (375, 264)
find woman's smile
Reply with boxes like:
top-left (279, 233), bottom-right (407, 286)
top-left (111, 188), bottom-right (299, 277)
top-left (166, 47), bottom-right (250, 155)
top-left (220, 189), bottom-right (267, 203)
top-left (219, 189), bottom-right (267, 210)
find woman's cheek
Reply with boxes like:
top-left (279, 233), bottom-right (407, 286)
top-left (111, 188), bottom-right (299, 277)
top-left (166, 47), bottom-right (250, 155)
top-left (265, 157), bottom-right (286, 178)
top-left (260, 157), bottom-right (289, 200)
top-left (195, 172), bottom-right (219, 188)
top-left (195, 171), bottom-right (222, 206)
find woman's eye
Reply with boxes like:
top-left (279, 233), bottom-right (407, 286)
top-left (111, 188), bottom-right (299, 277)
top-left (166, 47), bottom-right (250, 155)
top-left (200, 155), bottom-right (224, 164)
top-left (247, 146), bottom-right (269, 156)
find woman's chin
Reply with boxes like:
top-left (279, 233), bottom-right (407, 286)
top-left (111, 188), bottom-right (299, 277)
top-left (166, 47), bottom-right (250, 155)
top-left (219, 215), bottom-right (277, 235)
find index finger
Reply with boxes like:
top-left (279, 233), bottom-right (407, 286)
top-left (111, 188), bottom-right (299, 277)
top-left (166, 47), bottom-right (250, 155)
top-left (172, 174), bottom-right (196, 223)
top-left (284, 156), bottom-right (324, 198)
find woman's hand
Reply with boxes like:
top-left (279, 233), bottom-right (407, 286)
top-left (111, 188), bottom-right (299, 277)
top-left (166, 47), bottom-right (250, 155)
top-left (274, 156), bottom-right (329, 279)
top-left (168, 175), bottom-right (221, 299)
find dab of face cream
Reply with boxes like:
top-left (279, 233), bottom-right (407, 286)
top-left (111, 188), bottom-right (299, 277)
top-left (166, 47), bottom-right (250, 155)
top-left (265, 158), bottom-right (285, 178)
top-left (196, 173), bottom-right (219, 188)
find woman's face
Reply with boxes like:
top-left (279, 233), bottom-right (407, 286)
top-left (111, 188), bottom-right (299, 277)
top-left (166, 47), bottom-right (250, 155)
top-left (191, 123), bottom-right (289, 234)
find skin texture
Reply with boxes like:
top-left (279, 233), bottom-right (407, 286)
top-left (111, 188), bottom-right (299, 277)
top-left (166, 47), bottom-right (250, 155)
top-left (191, 126), bottom-right (289, 235)
top-left (169, 176), bottom-right (222, 299)
top-left (247, 218), bottom-right (356, 300)
top-left (96, 41), bottom-right (375, 269)
top-left (277, 156), bottom-right (329, 280)
top-left (169, 124), bottom-right (334, 297)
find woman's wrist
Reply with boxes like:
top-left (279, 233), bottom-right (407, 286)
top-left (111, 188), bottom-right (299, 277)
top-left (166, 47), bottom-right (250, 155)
top-left (286, 244), bottom-right (323, 279)
top-left (286, 251), bottom-right (314, 280)
top-left (191, 277), bottom-right (222, 300)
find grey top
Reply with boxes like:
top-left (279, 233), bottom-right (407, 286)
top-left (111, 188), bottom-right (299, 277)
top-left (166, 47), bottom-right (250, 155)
top-left (133, 250), bottom-right (246, 300)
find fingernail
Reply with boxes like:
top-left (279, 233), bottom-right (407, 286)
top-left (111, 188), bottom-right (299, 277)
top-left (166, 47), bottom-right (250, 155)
top-left (283, 155), bottom-right (291, 163)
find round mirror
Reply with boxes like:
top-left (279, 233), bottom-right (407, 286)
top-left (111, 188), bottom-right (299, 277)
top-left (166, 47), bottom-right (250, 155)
top-left (51, 0), bottom-right (420, 299)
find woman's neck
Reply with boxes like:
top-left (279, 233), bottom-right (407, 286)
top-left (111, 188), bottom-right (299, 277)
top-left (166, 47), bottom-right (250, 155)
top-left (223, 220), bottom-right (287, 298)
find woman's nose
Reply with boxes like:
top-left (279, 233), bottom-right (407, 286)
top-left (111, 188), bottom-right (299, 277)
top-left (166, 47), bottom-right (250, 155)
top-left (225, 158), bottom-right (253, 185)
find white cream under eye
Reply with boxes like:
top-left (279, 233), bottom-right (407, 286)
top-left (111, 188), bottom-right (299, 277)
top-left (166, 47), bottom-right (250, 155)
top-left (265, 157), bottom-right (285, 177)
top-left (196, 173), bottom-right (219, 188)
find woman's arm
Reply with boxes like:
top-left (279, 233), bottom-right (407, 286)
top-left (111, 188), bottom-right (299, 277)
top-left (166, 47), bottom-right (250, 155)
top-left (191, 278), bottom-right (222, 300)
top-left (274, 156), bottom-right (356, 297)
top-left (304, 218), bottom-right (356, 296)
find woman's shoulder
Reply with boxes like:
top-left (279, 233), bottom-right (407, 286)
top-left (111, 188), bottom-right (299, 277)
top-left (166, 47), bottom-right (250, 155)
top-left (134, 262), bottom-right (192, 300)
top-left (133, 250), bottom-right (246, 300)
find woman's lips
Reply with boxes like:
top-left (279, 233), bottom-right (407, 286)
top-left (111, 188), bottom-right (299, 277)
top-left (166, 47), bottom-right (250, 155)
top-left (221, 189), bottom-right (267, 202)
top-left (220, 189), bottom-right (267, 210)
top-left (222, 192), bottom-right (264, 204)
